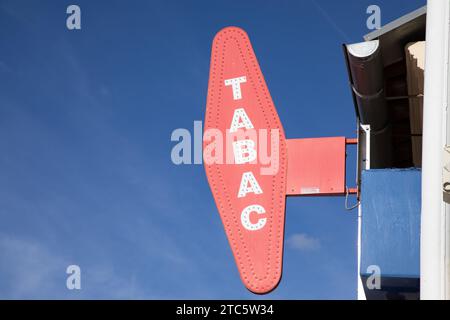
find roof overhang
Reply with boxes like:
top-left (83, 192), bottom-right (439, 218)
top-left (343, 5), bottom-right (426, 169)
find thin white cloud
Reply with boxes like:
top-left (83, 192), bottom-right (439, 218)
top-left (287, 233), bottom-right (321, 251)
top-left (0, 234), bottom-right (149, 299)
top-left (0, 234), bottom-right (64, 298)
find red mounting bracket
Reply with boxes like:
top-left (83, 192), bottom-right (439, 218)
top-left (286, 137), bottom-right (358, 196)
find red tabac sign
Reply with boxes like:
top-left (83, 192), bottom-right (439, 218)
top-left (203, 26), bottom-right (354, 294)
top-left (203, 27), bottom-right (288, 294)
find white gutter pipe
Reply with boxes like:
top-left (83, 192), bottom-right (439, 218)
top-left (421, 0), bottom-right (448, 300)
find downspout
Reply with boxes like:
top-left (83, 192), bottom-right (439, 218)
top-left (345, 40), bottom-right (392, 168)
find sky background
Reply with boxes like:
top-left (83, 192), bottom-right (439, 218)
top-left (0, 0), bottom-right (425, 299)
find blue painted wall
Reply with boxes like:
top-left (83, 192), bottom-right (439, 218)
top-left (360, 169), bottom-right (421, 299)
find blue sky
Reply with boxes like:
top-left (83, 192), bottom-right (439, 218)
top-left (0, 0), bottom-right (425, 299)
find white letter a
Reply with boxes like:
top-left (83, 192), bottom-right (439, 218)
top-left (230, 108), bottom-right (254, 133)
top-left (238, 172), bottom-right (263, 198)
